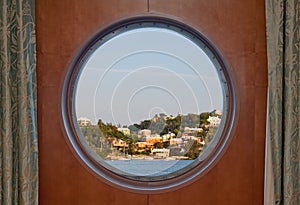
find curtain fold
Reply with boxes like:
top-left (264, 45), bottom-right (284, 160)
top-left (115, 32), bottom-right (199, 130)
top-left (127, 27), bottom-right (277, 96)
top-left (0, 0), bottom-right (38, 205)
top-left (266, 0), bottom-right (300, 204)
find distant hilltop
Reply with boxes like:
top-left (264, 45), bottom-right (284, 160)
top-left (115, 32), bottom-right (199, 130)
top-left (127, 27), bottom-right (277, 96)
top-left (77, 109), bottom-right (222, 129)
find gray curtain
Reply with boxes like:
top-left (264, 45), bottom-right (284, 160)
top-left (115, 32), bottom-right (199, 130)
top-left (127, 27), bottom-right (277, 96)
top-left (0, 0), bottom-right (38, 205)
top-left (266, 0), bottom-right (300, 204)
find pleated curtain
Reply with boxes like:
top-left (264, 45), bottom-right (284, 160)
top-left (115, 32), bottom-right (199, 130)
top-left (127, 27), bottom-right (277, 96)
top-left (266, 0), bottom-right (300, 204)
top-left (0, 0), bottom-right (38, 205)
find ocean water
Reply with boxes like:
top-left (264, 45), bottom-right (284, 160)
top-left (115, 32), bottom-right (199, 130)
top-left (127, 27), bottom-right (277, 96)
top-left (105, 160), bottom-right (194, 177)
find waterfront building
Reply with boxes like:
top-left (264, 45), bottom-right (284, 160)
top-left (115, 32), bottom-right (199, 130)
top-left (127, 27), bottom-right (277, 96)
top-left (112, 139), bottom-right (128, 149)
top-left (151, 148), bottom-right (170, 158)
top-left (146, 136), bottom-right (162, 144)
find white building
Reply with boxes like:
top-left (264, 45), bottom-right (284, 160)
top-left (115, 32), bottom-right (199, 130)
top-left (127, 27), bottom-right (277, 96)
top-left (207, 116), bottom-right (221, 127)
top-left (215, 110), bottom-right (222, 116)
top-left (182, 135), bottom-right (198, 141)
top-left (170, 138), bottom-right (183, 145)
top-left (112, 139), bottom-right (128, 148)
top-left (138, 129), bottom-right (151, 137)
top-left (77, 117), bottom-right (92, 126)
top-left (161, 133), bottom-right (176, 142)
top-left (151, 148), bottom-right (170, 158)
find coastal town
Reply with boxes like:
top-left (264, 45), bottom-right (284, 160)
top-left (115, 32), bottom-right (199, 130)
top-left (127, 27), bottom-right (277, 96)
top-left (78, 110), bottom-right (222, 160)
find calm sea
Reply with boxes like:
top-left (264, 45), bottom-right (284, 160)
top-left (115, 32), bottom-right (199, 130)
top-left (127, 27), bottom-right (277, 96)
top-left (106, 160), bottom-right (194, 176)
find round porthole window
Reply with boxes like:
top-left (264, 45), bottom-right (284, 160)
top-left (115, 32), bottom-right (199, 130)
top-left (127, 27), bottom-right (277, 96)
top-left (62, 16), bottom-right (235, 192)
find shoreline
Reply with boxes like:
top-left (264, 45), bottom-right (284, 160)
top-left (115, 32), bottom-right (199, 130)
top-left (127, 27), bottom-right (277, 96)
top-left (105, 155), bottom-right (190, 161)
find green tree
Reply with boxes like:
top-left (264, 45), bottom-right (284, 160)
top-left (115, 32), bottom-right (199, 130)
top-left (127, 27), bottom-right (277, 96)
top-left (128, 124), bottom-right (139, 133)
top-left (160, 115), bottom-right (181, 135)
top-left (140, 120), bottom-right (151, 129)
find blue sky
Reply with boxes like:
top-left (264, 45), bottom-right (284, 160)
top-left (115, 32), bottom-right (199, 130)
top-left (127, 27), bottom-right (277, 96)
top-left (75, 27), bottom-right (223, 125)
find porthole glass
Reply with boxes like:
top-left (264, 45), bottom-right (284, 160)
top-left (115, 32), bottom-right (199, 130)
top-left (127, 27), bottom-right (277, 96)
top-left (62, 17), bottom-right (235, 191)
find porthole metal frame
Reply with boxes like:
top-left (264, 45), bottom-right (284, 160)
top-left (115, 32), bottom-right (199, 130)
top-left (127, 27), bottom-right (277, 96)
top-left (61, 16), bottom-right (236, 193)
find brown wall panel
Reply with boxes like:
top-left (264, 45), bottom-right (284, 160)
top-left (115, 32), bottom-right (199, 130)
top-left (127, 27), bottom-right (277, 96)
top-left (36, 1), bottom-right (148, 205)
top-left (37, 0), bottom-right (267, 204)
top-left (149, 0), bottom-right (267, 204)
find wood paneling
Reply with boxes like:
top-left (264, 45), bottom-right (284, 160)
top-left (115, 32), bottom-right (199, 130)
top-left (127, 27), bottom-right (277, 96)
top-left (149, 0), bottom-right (267, 204)
top-left (37, 0), bottom-right (267, 204)
top-left (36, 1), bottom-right (148, 205)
